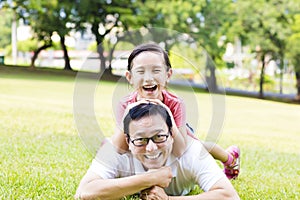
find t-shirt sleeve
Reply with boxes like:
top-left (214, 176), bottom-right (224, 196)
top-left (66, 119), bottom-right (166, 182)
top-left (115, 100), bottom-right (127, 130)
top-left (88, 142), bottom-right (121, 179)
top-left (88, 141), bottom-right (132, 179)
top-left (174, 99), bottom-right (186, 128)
top-left (115, 92), bottom-right (137, 130)
top-left (162, 91), bottom-right (186, 128)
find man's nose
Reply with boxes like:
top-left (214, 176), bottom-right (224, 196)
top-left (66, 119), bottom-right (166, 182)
top-left (146, 139), bottom-right (158, 152)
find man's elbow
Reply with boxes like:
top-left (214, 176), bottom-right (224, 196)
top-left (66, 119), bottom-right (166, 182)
top-left (74, 190), bottom-right (104, 200)
top-left (209, 178), bottom-right (240, 200)
top-left (221, 188), bottom-right (240, 200)
top-left (74, 173), bottom-right (106, 200)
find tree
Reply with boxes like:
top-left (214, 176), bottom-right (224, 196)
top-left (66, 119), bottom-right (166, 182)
top-left (120, 0), bottom-right (234, 92)
top-left (26, 0), bottom-right (76, 70)
top-left (74, 0), bottom-right (137, 73)
top-left (287, 14), bottom-right (300, 100)
top-left (231, 0), bottom-right (293, 98)
top-left (188, 0), bottom-right (235, 92)
top-left (0, 9), bottom-right (13, 50)
top-left (3, 0), bottom-right (76, 69)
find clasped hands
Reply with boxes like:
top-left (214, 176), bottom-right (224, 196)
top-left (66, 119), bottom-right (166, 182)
top-left (140, 166), bottom-right (172, 200)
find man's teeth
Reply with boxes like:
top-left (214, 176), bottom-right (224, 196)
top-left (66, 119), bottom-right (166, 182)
top-left (145, 153), bottom-right (160, 159)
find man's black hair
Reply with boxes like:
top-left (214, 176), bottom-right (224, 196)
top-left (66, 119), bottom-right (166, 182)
top-left (123, 103), bottom-right (172, 136)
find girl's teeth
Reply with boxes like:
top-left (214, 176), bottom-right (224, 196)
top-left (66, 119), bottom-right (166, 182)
top-left (143, 85), bottom-right (157, 91)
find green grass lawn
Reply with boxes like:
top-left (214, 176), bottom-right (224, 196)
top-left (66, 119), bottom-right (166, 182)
top-left (0, 66), bottom-right (299, 199)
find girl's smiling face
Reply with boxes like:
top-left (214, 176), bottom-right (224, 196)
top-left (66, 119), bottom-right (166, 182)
top-left (126, 51), bottom-right (172, 101)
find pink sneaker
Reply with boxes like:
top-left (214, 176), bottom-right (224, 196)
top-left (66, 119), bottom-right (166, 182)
top-left (223, 145), bottom-right (240, 179)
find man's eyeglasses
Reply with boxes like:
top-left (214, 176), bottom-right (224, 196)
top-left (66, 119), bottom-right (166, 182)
top-left (127, 133), bottom-right (170, 147)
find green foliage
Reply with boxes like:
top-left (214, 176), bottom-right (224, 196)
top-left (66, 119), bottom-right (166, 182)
top-left (169, 43), bottom-right (207, 81)
top-left (49, 41), bottom-right (62, 51)
top-left (258, 75), bottom-right (276, 92)
top-left (0, 10), bottom-right (13, 49)
top-left (287, 14), bottom-right (300, 73)
top-left (228, 0), bottom-right (297, 95)
top-left (17, 39), bottom-right (38, 52)
top-left (113, 41), bottom-right (135, 52)
top-left (87, 41), bottom-right (97, 52)
top-left (233, 0), bottom-right (296, 57)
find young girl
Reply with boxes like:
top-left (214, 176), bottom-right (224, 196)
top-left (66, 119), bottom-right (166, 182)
top-left (111, 43), bottom-right (240, 179)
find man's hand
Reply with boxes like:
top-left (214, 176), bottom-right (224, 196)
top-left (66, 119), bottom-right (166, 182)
top-left (147, 166), bottom-right (172, 188)
top-left (140, 186), bottom-right (169, 200)
top-left (140, 167), bottom-right (172, 200)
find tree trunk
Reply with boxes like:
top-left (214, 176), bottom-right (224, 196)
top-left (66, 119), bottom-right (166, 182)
top-left (296, 71), bottom-right (300, 101)
top-left (60, 35), bottom-right (72, 70)
top-left (97, 44), bottom-right (106, 73)
top-left (209, 67), bottom-right (217, 92)
top-left (259, 55), bottom-right (265, 99)
top-left (205, 54), bottom-right (218, 93)
top-left (30, 42), bottom-right (52, 68)
top-left (279, 58), bottom-right (284, 94)
top-left (91, 22), bottom-right (107, 74)
top-left (108, 42), bottom-right (118, 72)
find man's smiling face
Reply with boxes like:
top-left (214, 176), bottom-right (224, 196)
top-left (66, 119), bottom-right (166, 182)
top-left (128, 113), bottom-right (173, 170)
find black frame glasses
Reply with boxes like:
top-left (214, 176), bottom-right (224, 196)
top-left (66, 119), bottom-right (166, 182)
top-left (127, 133), bottom-right (170, 147)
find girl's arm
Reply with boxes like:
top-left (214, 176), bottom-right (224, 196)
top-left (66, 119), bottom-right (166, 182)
top-left (173, 126), bottom-right (188, 156)
top-left (144, 99), bottom-right (187, 157)
top-left (111, 99), bottom-right (152, 153)
top-left (111, 127), bottom-right (129, 153)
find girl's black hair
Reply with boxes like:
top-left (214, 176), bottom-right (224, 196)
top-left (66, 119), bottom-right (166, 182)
top-left (127, 43), bottom-right (172, 71)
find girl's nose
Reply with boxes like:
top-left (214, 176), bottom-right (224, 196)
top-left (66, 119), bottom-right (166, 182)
top-left (146, 139), bottom-right (158, 152)
top-left (144, 71), bottom-right (154, 81)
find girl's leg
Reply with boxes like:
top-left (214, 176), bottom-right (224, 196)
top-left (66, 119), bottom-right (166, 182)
top-left (203, 141), bottom-right (229, 162)
top-left (203, 141), bottom-right (240, 179)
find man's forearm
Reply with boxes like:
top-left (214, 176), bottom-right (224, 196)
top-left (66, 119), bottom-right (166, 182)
top-left (78, 173), bottom-right (159, 200)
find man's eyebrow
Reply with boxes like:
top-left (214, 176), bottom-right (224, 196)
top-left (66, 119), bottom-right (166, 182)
top-left (132, 129), bottom-right (165, 138)
top-left (151, 129), bottom-right (165, 134)
top-left (148, 129), bottom-right (166, 136)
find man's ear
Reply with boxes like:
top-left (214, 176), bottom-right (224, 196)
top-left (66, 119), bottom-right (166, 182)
top-left (125, 135), bottom-right (130, 145)
top-left (125, 71), bottom-right (133, 84)
top-left (126, 135), bottom-right (133, 151)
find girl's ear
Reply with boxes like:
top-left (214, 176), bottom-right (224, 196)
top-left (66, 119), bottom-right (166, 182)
top-left (125, 70), bottom-right (133, 84)
top-left (166, 68), bottom-right (173, 82)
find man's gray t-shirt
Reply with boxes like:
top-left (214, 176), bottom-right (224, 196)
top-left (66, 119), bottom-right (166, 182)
top-left (89, 139), bottom-right (225, 196)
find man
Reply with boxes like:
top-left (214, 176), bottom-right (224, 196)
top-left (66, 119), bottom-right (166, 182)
top-left (75, 103), bottom-right (240, 200)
